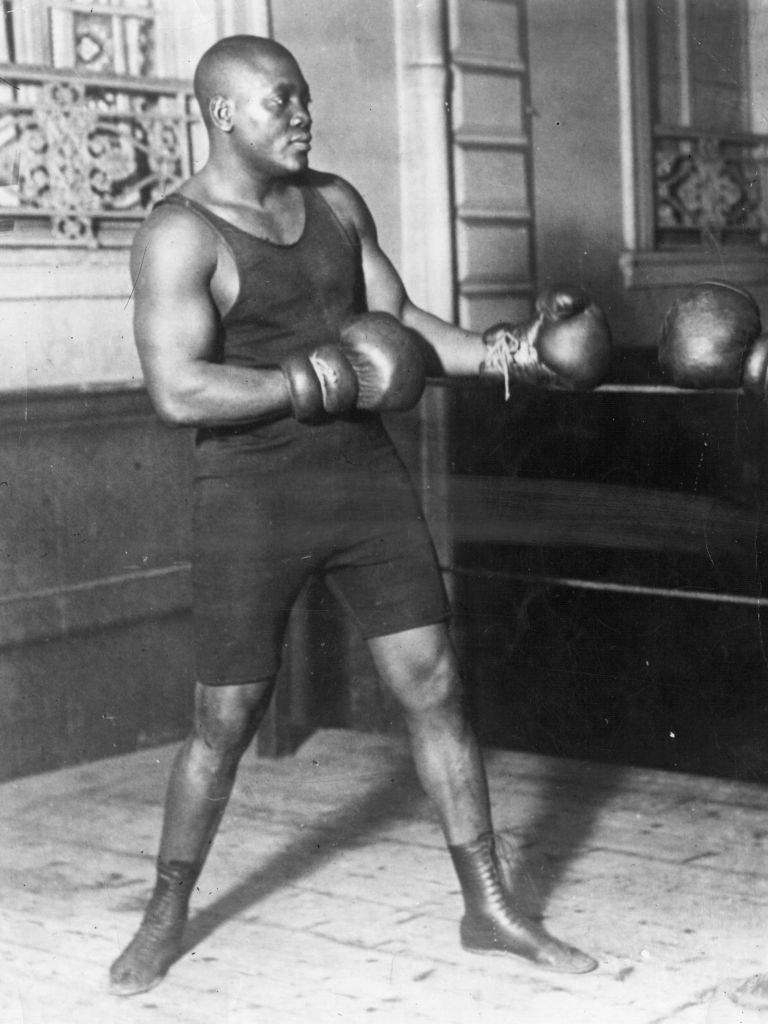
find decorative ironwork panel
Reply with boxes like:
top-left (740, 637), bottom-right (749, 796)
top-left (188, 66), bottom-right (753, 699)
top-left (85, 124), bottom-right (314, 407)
top-left (654, 130), bottom-right (768, 248)
top-left (49, 1), bottom-right (156, 76)
top-left (0, 65), bottom-right (197, 246)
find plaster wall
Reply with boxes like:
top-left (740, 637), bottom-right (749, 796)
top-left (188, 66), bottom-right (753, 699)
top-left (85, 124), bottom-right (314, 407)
top-left (527, 0), bottom-right (630, 339)
top-left (529, 0), bottom-right (768, 349)
top-left (270, 0), bottom-right (403, 264)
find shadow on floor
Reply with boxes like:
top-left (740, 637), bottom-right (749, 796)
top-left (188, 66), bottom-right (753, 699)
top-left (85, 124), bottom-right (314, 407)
top-left (180, 737), bottom-right (621, 959)
top-left (487, 752), bottom-right (628, 922)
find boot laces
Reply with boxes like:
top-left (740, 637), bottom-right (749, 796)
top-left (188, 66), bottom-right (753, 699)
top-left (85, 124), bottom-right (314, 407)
top-left (489, 831), bottom-right (519, 894)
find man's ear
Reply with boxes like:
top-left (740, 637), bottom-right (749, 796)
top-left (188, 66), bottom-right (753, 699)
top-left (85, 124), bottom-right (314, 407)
top-left (210, 96), bottom-right (233, 132)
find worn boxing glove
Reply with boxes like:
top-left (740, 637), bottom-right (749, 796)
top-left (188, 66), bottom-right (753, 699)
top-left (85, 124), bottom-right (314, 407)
top-left (480, 286), bottom-right (612, 398)
top-left (280, 344), bottom-right (358, 421)
top-left (658, 280), bottom-right (762, 388)
top-left (340, 312), bottom-right (426, 411)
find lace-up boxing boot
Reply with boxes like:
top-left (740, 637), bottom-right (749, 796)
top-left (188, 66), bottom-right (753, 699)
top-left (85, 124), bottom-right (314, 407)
top-left (448, 832), bottom-right (597, 973)
top-left (109, 858), bottom-right (200, 996)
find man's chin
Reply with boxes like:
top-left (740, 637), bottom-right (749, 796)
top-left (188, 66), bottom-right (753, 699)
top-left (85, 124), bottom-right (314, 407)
top-left (277, 154), bottom-right (310, 177)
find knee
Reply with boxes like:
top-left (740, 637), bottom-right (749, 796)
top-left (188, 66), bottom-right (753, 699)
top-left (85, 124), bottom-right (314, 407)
top-left (191, 680), bottom-right (274, 764)
top-left (400, 648), bottom-right (464, 717)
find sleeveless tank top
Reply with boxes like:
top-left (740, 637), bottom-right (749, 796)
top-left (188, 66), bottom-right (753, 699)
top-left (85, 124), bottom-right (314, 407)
top-left (157, 184), bottom-right (394, 476)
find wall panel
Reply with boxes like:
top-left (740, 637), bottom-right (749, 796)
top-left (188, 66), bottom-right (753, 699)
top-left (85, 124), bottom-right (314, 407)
top-left (450, 0), bottom-right (521, 56)
top-left (448, 0), bottom-right (535, 331)
top-left (0, 389), bottom-right (196, 780)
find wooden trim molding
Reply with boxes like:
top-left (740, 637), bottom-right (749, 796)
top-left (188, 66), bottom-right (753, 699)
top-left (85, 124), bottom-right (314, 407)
top-left (0, 565), bottom-right (191, 650)
top-left (0, 248), bottom-right (132, 300)
top-left (620, 249), bottom-right (768, 289)
top-left (0, 384), bottom-right (150, 428)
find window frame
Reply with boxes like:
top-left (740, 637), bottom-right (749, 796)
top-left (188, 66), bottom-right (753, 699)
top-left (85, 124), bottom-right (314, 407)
top-left (620, 0), bottom-right (768, 290)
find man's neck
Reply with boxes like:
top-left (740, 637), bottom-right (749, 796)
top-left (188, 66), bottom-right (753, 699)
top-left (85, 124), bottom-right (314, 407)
top-left (200, 152), bottom-right (299, 207)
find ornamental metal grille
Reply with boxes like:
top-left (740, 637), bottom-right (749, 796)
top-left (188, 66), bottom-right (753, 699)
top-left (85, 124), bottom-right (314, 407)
top-left (654, 128), bottom-right (768, 249)
top-left (0, 1), bottom-right (199, 247)
top-left (648, 0), bottom-right (768, 250)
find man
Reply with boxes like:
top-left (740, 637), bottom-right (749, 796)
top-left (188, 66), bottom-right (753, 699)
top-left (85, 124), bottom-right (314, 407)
top-left (110, 34), bottom-right (609, 996)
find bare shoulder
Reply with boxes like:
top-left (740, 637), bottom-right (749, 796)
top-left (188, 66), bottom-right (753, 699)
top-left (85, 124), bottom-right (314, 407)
top-left (130, 198), bottom-right (218, 287)
top-left (305, 169), bottom-right (374, 237)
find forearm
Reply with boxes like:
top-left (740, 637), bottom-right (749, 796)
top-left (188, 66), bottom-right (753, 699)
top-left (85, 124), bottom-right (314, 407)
top-left (145, 360), bottom-right (290, 427)
top-left (401, 302), bottom-right (485, 376)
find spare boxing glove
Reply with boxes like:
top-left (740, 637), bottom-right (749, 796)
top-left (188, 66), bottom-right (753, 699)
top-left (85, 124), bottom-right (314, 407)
top-left (339, 312), bottom-right (426, 412)
top-left (480, 285), bottom-right (612, 398)
top-left (658, 280), bottom-right (762, 388)
top-left (742, 333), bottom-right (768, 399)
top-left (280, 344), bottom-right (359, 421)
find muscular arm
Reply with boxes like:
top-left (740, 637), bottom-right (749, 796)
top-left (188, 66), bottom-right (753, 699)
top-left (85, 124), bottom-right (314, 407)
top-left (326, 178), bottom-right (485, 376)
top-left (131, 209), bottom-right (290, 426)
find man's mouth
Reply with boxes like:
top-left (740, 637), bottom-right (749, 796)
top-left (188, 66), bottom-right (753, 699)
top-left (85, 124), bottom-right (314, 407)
top-left (290, 134), bottom-right (312, 151)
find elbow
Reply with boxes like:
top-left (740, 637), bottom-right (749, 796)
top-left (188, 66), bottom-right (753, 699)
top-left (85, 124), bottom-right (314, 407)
top-left (148, 387), bottom-right (198, 427)
top-left (157, 406), bottom-right (193, 428)
top-left (158, 402), bottom-right (198, 428)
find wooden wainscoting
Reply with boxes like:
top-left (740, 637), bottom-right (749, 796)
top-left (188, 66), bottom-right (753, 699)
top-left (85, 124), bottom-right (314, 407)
top-left (0, 387), bottom-right (196, 780)
top-left (427, 365), bottom-right (768, 781)
top-left (0, 387), bottom-right (375, 779)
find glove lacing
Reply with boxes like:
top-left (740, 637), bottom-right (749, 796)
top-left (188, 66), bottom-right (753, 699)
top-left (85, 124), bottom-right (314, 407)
top-left (481, 314), bottom-right (553, 399)
top-left (308, 352), bottom-right (342, 405)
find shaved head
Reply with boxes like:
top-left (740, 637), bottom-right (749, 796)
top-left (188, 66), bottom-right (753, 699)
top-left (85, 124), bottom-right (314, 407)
top-left (193, 35), bottom-right (300, 128)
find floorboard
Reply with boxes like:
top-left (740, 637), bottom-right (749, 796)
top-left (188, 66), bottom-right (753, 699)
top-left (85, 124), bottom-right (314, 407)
top-left (2, 729), bottom-right (767, 1023)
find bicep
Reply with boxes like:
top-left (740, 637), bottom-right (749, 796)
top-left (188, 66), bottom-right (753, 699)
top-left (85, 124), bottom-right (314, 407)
top-left (329, 178), bottom-right (409, 316)
top-left (130, 223), bottom-right (219, 400)
top-left (360, 236), bottom-right (409, 316)
top-left (334, 182), bottom-right (483, 375)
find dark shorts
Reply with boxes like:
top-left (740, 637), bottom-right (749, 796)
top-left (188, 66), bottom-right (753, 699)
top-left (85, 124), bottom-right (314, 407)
top-left (192, 445), bottom-right (449, 686)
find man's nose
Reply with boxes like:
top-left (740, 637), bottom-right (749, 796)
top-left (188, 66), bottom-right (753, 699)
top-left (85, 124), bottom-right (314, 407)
top-left (290, 104), bottom-right (311, 126)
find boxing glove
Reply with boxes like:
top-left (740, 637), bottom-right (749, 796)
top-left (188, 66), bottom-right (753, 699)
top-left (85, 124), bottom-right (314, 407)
top-left (742, 333), bottom-right (768, 399)
top-left (658, 280), bottom-right (762, 388)
top-left (280, 344), bottom-right (359, 421)
top-left (340, 312), bottom-right (426, 411)
top-left (480, 286), bottom-right (612, 398)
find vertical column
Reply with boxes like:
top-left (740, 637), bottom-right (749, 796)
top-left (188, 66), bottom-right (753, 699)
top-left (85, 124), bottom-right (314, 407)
top-left (161, 0), bottom-right (271, 80)
top-left (616, 0), bottom-right (636, 252)
top-left (392, 0), bottom-right (454, 322)
top-left (392, 0), bottom-right (454, 576)
top-left (749, 0), bottom-right (768, 133)
top-left (675, 0), bottom-right (691, 126)
top-left (13, 2), bottom-right (47, 63)
top-left (624, 0), bottom-right (655, 252)
top-left (233, 0), bottom-right (272, 37)
top-left (748, 0), bottom-right (768, 231)
top-left (216, 0), bottom-right (272, 39)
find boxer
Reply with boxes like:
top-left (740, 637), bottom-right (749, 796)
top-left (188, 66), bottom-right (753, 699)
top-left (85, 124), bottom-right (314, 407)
top-left (109, 34), bottom-right (608, 996)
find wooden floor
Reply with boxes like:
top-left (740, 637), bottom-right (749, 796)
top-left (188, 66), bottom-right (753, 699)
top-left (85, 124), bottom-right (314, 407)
top-left (3, 728), bottom-right (768, 1024)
